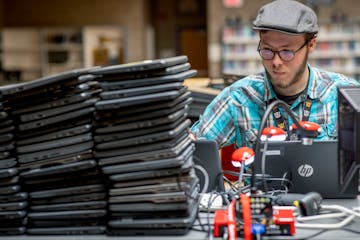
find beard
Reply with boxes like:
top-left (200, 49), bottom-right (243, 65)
top-left (266, 51), bottom-right (309, 90)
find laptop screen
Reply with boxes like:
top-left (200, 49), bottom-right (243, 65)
top-left (254, 140), bottom-right (358, 199)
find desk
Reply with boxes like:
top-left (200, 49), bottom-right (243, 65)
top-left (292, 197), bottom-right (360, 240)
top-left (1, 198), bottom-right (359, 240)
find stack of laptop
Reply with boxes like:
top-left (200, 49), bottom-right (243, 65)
top-left (0, 101), bottom-right (27, 235)
top-left (0, 68), bottom-right (108, 235)
top-left (90, 56), bottom-right (200, 235)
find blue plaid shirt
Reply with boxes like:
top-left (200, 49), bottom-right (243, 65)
top-left (190, 65), bottom-right (360, 149)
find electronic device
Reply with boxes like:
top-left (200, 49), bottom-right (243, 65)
top-left (98, 136), bottom-right (192, 166)
top-left (98, 92), bottom-right (191, 121)
top-left (95, 103), bottom-right (189, 130)
top-left (337, 86), bottom-right (360, 195)
top-left (18, 107), bottom-right (95, 131)
top-left (193, 140), bottom-right (225, 193)
top-left (95, 119), bottom-right (191, 150)
top-left (95, 88), bottom-right (187, 110)
top-left (29, 184), bottom-right (105, 200)
top-left (94, 133), bottom-right (190, 158)
top-left (108, 154), bottom-right (193, 183)
top-left (0, 67), bottom-right (97, 97)
top-left (17, 133), bottom-right (92, 154)
top-left (107, 207), bottom-right (197, 236)
top-left (19, 98), bottom-right (98, 123)
top-left (98, 69), bottom-right (197, 89)
top-left (26, 226), bottom-right (106, 235)
top-left (94, 116), bottom-right (186, 143)
top-left (17, 124), bottom-right (92, 146)
top-left (101, 144), bottom-right (193, 175)
top-left (256, 140), bottom-right (358, 198)
top-left (100, 82), bottom-right (184, 100)
top-left (213, 194), bottom-right (295, 240)
top-left (88, 55), bottom-right (188, 75)
top-left (30, 201), bottom-right (107, 212)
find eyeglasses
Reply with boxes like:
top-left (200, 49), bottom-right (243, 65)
top-left (257, 40), bottom-right (309, 61)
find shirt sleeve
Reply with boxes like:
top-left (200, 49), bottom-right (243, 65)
top-left (190, 86), bottom-right (236, 148)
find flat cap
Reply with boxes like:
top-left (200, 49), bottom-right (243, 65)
top-left (253, 0), bottom-right (318, 35)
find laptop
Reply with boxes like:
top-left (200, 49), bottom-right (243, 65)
top-left (95, 88), bottom-right (187, 110)
top-left (89, 55), bottom-right (188, 75)
top-left (192, 140), bottom-right (225, 193)
top-left (99, 82), bottom-right (184, 100)
top-left (0, 67), bottom-right (98, 97)
top-left (99, 69), bottom-right (196, 91)
top-left (255, 140), bottom-right (359, 199)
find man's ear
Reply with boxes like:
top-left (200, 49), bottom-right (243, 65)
top-left (308, 38), bottom-right (317, 53)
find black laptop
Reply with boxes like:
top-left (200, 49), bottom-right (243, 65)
top-left (89, 55), bottom-right (188, 75)
top-left (255, 140), bottom-right (359, 198)
top-left (193, 140), bottom-right (226, 193)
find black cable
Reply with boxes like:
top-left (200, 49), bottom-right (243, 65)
top-left (206, 191), bottom-right (221, 239)
top-left (251, 100), bottom-right (307, 193)
top-left (222, 170), bottom-right (293, 195)
top-left (194, 205), bottom-right (206, 233)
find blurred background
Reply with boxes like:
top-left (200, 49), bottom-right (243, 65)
top-left (0, 0), bottom-right (359, 84)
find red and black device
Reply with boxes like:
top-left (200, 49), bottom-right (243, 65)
top-left (213, 194), bottom-right (295, 240)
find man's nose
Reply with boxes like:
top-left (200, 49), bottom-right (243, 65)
top-left (272, 52), bottom-right (283, 67)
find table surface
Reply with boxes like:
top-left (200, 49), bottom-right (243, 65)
top-left (1, 197), bottom-right (359, 240)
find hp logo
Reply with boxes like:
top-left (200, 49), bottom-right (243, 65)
top-left (297, 164), bottom-right (314, 177)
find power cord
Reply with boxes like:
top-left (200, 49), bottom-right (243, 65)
top-left (223, 170), bottom-right (293, 196)
top-left (296, 205), bottom-right (360, 230)
top-left (193, 164), bottom-right (209, 193)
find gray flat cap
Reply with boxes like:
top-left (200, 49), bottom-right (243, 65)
top-left (253, 0), bottom-right (318, 35)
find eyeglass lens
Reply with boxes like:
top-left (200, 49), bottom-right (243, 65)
top-left (259, 49), bottom-right (295, 61)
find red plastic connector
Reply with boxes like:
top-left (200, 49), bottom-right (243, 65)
top-left (272, 206), bottom-right (296, 235)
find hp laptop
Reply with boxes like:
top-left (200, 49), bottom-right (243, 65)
top-left (255, 140), bottom-right (359, 198)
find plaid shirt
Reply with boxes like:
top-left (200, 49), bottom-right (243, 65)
top-left (190, 65), bottom-right (360, 149)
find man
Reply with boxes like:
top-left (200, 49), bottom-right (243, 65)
top-left (190, 0), bottom-right (359, 149)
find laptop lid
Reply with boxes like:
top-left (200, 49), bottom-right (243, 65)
top-left (89, 55), bottom-right (188, 75)
top-left (256, 140), bottom-right (358, 198)
top-left (193, 140), bottom-right (225, 193)
top-left (99, 69), bottom-right (197, 90)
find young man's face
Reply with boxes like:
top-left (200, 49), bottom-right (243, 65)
top-left (258, 31), bottom-right (316, 96)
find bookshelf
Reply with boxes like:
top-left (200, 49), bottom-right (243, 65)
top-left (221, 21), bottom-right (360, 80)
top-left (309, 22), bottom-right (360, 79)
top-left (0, 26), bottom-right (125, 84)
top-left (1, 27), bottom-right (82, 83)
top-left (42, 28), bottom-right (84, 76)
top-left (221, 24), bottom-right (262, 76)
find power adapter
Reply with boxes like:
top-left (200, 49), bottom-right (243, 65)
top-left (273, 192), bottom-right (323, 216)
